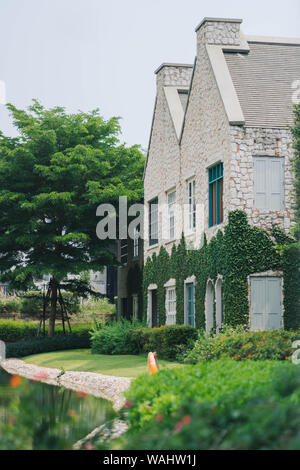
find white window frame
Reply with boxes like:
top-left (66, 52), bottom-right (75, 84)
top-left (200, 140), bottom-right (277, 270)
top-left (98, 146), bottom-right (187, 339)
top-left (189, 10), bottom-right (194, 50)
top-left (167, 190), bottom-right (176, 240)
top-left (165, 287), bottom-right (176, 325)
top-left (133, 227), bottom-right (139, 258)
top-left (184, 275), bottom-right (196, 326)
top-left (188, 179), bottom-right (196, 232)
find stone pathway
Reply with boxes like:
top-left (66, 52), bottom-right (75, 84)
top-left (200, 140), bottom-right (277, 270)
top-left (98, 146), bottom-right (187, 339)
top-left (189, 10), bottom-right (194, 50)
top-left (1, 358), bottom-right (132, 410)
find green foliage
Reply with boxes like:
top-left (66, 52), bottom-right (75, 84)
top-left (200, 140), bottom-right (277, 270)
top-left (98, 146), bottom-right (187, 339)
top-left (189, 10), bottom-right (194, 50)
top-left (6, 331), bottom-right (91, 358)
top-left (79, 297), bottom-right (116, 317)
top-left (90, 320), bottom-right (141, 355)
top-left (143, 210), bottom-right (300, 330)
top-left (0, 297), bottom-right (22, 314)
top-left (116, 360), bottom-right (300, 450)
top-left (19, 290), bottom-right (80, 317)
top-left (128, 325), bottom-right (198, 360)
top-left (0, 319), bottom-right (91, 343)
top-left (291, 104), bottom-right (300, 242)
top-left (0, 369), bottom-right (114, 450)
top-left (0, 101), bottom-right (144, 333)
top-left (184, 326), bottom-right (300, 363)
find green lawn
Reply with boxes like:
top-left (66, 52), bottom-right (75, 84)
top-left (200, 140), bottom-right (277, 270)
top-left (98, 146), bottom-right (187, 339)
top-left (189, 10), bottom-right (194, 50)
top-left (24, 349), bottom-right (181, 378)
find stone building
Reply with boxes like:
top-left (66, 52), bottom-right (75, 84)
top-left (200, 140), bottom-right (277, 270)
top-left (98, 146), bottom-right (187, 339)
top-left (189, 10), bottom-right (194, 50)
top-left (143, 18), bottom-right (300, 331)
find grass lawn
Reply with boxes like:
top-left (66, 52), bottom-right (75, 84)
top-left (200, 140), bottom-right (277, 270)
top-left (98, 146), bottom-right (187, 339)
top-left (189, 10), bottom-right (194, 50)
top-left (23, 349), bottom-right (182, 378)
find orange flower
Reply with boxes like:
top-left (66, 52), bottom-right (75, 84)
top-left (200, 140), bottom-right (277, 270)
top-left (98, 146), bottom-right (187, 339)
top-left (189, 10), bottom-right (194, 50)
top-left (181, 415), bottom-right (191, 425)
top-left (67, 409), bottom-right (79, 420)
top-left (76, 391), bottom-right (87, 398)
top-left (10, 375), bottom-right (22, 388)
top-left (174, 415), bottom-right (191, 432)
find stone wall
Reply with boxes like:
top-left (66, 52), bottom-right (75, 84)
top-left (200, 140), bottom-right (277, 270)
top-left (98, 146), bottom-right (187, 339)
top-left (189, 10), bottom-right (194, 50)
top-left (144, 17), bottom-right (295, 263)
top-left (196, 18), bottom-right (242, 46)
top-left (229, 126), bottom-right (294, 232)
top-left (144, 64), bottom-right (193, 260)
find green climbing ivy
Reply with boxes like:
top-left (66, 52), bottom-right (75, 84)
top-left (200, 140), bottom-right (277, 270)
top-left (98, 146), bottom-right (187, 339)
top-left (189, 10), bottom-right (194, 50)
top-left (143, 210), bottom-right (300, 330)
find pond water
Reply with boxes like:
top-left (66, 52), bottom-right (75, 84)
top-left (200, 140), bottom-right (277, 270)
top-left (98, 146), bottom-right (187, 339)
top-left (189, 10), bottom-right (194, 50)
top-left (0, 367), bottom-right (114, 450)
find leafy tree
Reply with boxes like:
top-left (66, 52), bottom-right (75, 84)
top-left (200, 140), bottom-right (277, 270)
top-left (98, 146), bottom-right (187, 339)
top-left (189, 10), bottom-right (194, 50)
top-left (0, 101), bottom-right (144, 336)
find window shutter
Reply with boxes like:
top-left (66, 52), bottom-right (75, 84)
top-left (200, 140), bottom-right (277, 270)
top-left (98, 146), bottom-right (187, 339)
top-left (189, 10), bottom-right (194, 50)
top-left (266, 278), bottom-right (282, 330)
top-left (250, 277), bottom-right (266, 330)
top-left (269, 158), bottom-right (284, 210)
top-left (253, 158), bottom-right (268, 209)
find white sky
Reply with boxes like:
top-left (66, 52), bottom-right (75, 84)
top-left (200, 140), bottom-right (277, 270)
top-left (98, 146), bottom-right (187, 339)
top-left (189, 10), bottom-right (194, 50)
top-left (0, 0), bottom-right (299, 150)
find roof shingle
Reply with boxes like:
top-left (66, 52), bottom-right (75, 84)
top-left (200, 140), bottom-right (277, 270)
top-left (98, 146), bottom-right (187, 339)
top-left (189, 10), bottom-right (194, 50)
top-left (224, 42), bottom-right (300, 128)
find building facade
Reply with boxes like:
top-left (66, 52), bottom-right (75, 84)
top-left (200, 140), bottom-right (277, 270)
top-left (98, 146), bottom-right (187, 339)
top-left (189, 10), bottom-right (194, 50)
top-left (143, 18), bottom-right (300, 331)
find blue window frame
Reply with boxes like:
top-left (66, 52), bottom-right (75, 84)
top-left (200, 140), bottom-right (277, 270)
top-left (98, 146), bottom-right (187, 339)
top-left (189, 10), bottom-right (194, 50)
top-left (209, 162), bottom-right (223, 227)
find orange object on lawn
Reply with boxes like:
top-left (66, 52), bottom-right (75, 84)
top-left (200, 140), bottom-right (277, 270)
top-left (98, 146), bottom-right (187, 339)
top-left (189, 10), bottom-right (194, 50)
top-left (148, 352), bottom-right (159, 374)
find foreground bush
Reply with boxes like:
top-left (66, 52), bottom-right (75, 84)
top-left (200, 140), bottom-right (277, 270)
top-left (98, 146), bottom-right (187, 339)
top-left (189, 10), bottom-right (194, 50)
top-left (117, 360), bottom-right (300, 450)
top-left (90, 320), bottom-right (141, 355)
top-left (6, 332), bottom-right (90, 358)
top-left (184, 326), bottom-right (300, 363)
top-left (0, 319), bottom-right (92, 343)
top-left (129, 325), bottom-right (198, 360)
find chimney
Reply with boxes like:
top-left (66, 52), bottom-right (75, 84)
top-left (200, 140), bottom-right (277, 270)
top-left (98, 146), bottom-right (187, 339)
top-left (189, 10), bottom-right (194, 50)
top-left (195, 17), bottom-right (243, 47)
top-left (154, 63), bottom-right (193, 89)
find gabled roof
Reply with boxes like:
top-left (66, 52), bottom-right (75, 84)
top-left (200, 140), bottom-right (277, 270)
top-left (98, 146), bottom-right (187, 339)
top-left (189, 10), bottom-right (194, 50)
top-left (224, 41), bottom-right (300, 128)
top-left (164, 86), bottom-right (190, 139)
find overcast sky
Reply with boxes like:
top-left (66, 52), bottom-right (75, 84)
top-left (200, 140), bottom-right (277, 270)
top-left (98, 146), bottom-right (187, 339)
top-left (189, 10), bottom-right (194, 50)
top-left (0, 0), bottom-right (299, 150)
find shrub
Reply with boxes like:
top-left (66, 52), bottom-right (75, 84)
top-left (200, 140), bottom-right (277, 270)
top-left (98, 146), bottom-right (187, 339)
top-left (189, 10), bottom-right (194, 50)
top-left (20, 290), bottom-right (80, 317)
top-left (116, 360), bottom-right (300, 450)
top-left (80, 297), bottom-right (116, 316)
top-left (128, 325), bottom-right (198, 360)
top-left (90, 320), bottom-right (141, 355)
top-left (6, 332), bottom-right (90, 358)
top-left (0, 298), bottom-right (22, 314)
top-left (184, 326), bottom-right (300, 363)
top-left (0, 319), bottom-right (92, 343)
top-left (0, 320), bottom-right (37, 342)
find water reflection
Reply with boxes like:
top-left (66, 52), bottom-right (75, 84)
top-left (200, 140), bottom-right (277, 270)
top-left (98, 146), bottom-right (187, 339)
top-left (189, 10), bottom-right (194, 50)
top-left (0, 368), bottom-right (114, 450)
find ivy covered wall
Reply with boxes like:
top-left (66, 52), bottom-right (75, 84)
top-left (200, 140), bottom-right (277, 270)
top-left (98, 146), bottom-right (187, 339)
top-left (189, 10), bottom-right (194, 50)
top-left (143, 210), bottom-right (300, 330)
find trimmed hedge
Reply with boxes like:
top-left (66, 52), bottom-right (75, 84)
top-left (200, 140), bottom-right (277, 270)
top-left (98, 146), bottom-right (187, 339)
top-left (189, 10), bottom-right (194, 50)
top-left (116, 360), bottom-right (300, 450)
top-left (184, 326), bottom-right (300, 363)
top-left (6, 333), bottom-right (90, 358)
top-left (0, 319), bottom-right (92, 343)
top-left (90, 322), bottom-right (197, 360)
top-left (129, 325), bottom-right (198, 360)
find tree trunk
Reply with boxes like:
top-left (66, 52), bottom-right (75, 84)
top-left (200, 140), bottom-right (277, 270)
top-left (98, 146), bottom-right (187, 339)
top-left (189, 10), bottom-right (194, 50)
top-left (48, 280), bottom-right (58, 337)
